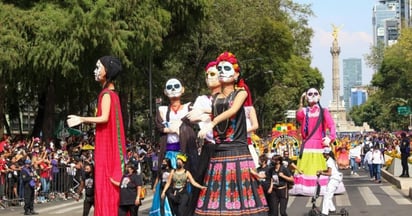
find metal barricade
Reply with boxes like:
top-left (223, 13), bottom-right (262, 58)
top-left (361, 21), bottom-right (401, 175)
top-left (0, 163), bottom-right (80, 209)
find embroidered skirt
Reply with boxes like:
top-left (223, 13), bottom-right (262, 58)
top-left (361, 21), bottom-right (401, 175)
top-left (194, 143), bottom-right (268, 216)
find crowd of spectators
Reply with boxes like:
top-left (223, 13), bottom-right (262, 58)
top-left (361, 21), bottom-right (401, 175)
top-left (0, 134), bottom-right (159, 209)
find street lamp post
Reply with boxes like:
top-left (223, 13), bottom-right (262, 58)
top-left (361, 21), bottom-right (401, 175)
top-left (148, 53), bottom-right (153, 142)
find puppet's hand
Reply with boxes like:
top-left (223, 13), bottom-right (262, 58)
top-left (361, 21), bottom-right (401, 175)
top-left (199, 114), bottom-right (211, 122)
top-left (198, 122), bottom-right (213, 139)
top-left (186, 109), bottom-right (205, 122)
top-left (322, 136), bottom-right (331, 147)
top-left (67, 115), bottom-right (82, 127)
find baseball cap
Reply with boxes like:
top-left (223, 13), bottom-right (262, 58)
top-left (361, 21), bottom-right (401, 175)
top-left (323, 147), bottom-right (331, 154)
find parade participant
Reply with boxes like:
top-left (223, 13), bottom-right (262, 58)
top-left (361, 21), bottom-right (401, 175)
top-left (336, 139), bottom-right (350, 169)
top-left (77, 163), bottom-right (95, 216)
top-left (185, 61), bottom-right (220, 215)
top-left (150, 158), bottom-right (173, 216)
top-left (67, 56), bottom-right (127, 216)
top-left (317, 147), bottom-right (343, 216)
top-left (268, 155), bottom-right (294, 216)
top-left (161, 154), bottom-right (206, 216)
top-left (291, 88), bottom-right (345, 196)
top-left (110, 162), bottom-right (143, 216)
top-left (257, 155), bottom-right (272, 213)
top-left (195, 51), bottom-right (268, 215)
top-left (399, 132), bottom-right (410, 177)
top-left (21, 159), bottom-right (38, 215)
top-left (282, 150), bottom-right (302, 174)
top-left (155, 78), bottom-right (197, 171)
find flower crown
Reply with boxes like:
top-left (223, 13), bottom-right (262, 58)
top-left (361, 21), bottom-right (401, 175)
top-left (216, 51), bottom-right (240, 73)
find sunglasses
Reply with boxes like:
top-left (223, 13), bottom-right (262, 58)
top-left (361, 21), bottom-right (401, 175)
top-left (307, 92), bottom-right (319, 96)
top-left (217, 66), bottom-right (232, 71)
top-left (166, 84), bottom-right (181, 90)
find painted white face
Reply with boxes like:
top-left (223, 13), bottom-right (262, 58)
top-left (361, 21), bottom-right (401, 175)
top-left (94, 60), bottom-right (104, 81)
top-left (217, 61), bottom-right (236, 83)
top-left (164, 78), bottom-right (183, 98)
top-left (306, 88), bottom-right (320, 104)
top-left (205, 66), bottom-right (220, 88)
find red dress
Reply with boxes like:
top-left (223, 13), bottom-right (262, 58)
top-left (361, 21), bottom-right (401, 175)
top-left (94, 89), bottom-right (127, 216)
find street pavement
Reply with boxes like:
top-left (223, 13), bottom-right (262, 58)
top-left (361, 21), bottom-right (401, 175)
top-left (1, 167), bottom-right (412, 215)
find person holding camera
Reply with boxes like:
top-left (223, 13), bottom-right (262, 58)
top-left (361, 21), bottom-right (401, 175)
top-left (21, 159), bottom-right (38, 215)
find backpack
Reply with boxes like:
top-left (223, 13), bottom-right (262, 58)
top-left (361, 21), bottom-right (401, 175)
top-left (363, 143), bottom-right (371, 154)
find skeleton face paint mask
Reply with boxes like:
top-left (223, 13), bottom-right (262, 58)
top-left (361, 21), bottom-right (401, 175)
top-left (306, 88), bottom-right (320, 104)
top-left (217, 61), bottom-right (236, 83)
top-left (164, 78), bottom-right (183, 98)
top-left (94, 60), bottom-right (104, 81)
top-left (205, 66), bottom-right (220, 88)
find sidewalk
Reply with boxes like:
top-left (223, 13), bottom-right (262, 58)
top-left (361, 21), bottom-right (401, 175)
top-left (382, 168), bottom-right (412, 199)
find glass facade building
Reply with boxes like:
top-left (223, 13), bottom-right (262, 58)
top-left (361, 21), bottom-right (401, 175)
top-left (343, 58), bottom-right (362, 111)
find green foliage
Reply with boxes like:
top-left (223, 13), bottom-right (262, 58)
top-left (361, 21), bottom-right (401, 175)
top-left (0, 0), bottom-right (321, 139)
top-left (349, 28), bottom-right (412, 131)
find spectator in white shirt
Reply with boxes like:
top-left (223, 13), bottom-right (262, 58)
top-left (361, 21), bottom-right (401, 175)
top-left (371, 145), bottom-right (384, 183)
top-left (349, 143), bottom-right (362, 176)
top-left (363, 148), bottom-right (374, 181)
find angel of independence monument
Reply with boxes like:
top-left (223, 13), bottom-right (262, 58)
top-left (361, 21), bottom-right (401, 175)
top-left (328, 25), bottom-right (371, 133)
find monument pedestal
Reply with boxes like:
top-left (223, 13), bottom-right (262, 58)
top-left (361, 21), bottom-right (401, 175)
top-left (328, 100), bottom-right (372, 133)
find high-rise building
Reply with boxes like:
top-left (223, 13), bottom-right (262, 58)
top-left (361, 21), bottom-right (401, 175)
top-left (342, 58), bottom-right (362, 111)
top-left (351, 87), bottom-right (368, 108)
top-left (372, 0), bottom-right (411, 47)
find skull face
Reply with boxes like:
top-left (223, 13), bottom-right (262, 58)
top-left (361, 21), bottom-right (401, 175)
top-left (306, 88), bottom-right (320, 104)
top-left (94, 60), bottom-right (105, 81)
top-left (217, 61), bottom-right (236, 83)
top-left (164, 78), bottom-right (184, 98)
top-left (205, 65), bottom-right (220, 88)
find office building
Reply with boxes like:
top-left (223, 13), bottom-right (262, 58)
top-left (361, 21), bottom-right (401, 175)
top-left (350, 87), bottom-right (368, 108)
top-left (343, 58), bottom-right (362, 111)
top-left (372, 0), bottom-right (412, 46)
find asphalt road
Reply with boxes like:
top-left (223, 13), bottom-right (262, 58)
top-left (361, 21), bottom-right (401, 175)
top-left (1, 167), bottom-right (411, 216)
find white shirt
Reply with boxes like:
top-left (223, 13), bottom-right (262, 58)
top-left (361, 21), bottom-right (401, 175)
top-left (349, 145), bottom-right (362, 158)
top-left (372, 149), bottom-right (384, 164)
top-left (326, 157), bottom-right (342, 180)
top-left (363, 150), bottom-right (373, 165)
top-left (159, 103), bottom-right (191, 143)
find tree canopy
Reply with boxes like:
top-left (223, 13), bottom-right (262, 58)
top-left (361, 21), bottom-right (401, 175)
top-left (0, 0), bottom-right (324, 140)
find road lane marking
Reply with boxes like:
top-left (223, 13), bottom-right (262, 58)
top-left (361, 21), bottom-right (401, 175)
top-left (287, 195), bottom-right (295, 208)
top-left (306, 196), bottom-right (322, 208)
top-left (380, 186), bottom-right (412, 205)
top-left (335, 193), bottom-right (351, 206)
top-left (358, 187), bottom-right (380, 206)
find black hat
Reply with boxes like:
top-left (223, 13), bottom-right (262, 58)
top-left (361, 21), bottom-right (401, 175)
top-left (99, 56), bottom-right (122, 81)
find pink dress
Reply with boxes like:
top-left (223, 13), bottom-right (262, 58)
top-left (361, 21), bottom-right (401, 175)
top-left (290, 104), bottom-right (345, 196)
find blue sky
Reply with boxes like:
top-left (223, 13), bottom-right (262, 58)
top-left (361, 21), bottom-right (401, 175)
top-left (293, 0), bottom-right (376, 106)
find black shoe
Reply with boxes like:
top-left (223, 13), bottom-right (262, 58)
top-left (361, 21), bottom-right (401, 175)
top-left (24, 212), bottom-right (31, 215)
top-left (30, 211), bottom-right (39, 215)
top-left (330, 210), bottom-right (336, 213)
top-left (405, 174), bottom-right (410, 177)
top-left (399, 174), bottom-right (405, 177)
